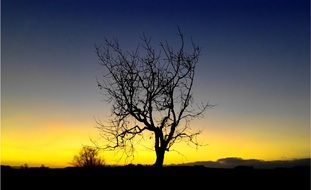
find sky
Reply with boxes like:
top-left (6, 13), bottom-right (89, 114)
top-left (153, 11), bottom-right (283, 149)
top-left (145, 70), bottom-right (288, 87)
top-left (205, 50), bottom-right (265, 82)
top-left (1, 0), bottom-right (310, 167)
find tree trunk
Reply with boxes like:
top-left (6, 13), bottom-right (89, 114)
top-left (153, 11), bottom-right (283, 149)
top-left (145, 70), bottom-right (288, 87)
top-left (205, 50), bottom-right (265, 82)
top-left (154, 148), bottom-right (165, 167)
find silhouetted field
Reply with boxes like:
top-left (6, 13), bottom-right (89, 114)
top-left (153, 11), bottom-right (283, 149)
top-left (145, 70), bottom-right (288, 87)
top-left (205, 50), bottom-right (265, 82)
top-left (1, 165), bottom-right (310, 190)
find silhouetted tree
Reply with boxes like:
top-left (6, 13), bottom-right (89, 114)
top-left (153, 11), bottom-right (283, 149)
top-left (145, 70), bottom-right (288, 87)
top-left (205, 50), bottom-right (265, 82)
top-left (72, 146), bottom-right (105, 167)
top-left (95, 29), bottom-right (210, 167)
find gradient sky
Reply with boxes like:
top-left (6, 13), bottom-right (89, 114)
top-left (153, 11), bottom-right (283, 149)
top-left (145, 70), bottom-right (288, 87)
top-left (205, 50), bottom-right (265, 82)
top-left (2, 0), bottom-right (310, 167)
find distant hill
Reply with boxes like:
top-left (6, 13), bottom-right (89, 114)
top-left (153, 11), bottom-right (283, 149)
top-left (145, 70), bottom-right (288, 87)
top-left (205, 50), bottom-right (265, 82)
top-left (176, 157), bottom-right (310, 169)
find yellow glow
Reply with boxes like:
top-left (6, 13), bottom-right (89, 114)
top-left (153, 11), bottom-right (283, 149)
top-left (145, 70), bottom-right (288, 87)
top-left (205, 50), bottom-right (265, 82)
top-left (1, 114), bottom-right (309, 167)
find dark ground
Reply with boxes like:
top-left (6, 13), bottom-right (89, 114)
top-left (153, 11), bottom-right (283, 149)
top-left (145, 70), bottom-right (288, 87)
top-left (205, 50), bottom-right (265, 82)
top-left (1, 165), bottom-right (310, 190)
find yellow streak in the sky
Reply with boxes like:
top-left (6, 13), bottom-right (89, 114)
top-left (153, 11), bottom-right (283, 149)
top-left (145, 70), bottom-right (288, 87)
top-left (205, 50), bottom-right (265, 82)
top-left (1, 116), bottom-right (309, 167)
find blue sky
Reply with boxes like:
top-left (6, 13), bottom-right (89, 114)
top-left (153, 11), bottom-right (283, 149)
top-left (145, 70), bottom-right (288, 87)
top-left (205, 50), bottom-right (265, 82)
top-left (2, 0), bottom-right (310, 166)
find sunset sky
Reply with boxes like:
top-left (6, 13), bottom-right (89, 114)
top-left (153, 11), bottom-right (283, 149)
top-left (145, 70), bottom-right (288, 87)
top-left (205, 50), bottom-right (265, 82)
top-left (2, 0), bottom-right (310, 167)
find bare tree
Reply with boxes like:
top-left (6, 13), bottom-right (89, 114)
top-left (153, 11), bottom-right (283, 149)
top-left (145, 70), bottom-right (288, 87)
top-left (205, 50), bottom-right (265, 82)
top-left (95, 29), bottom-right (210, 167)
top-left (72, 146), bottom-right (105, 167)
